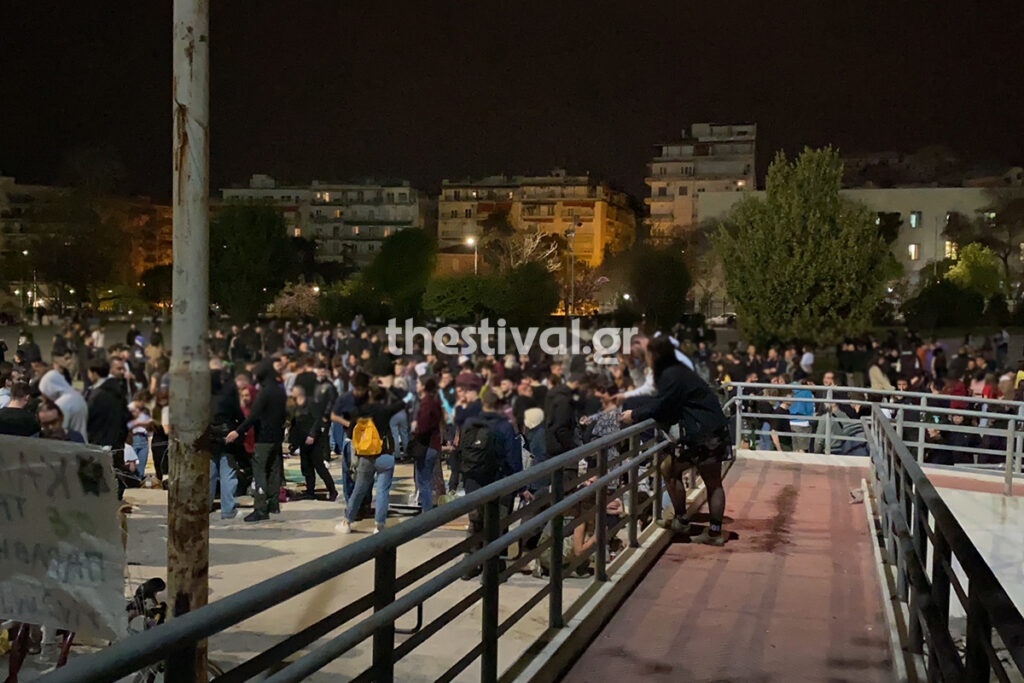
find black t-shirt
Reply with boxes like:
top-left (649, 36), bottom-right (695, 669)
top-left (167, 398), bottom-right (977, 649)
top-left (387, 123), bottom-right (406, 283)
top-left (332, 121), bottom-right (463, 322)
top-left (0, 407), bottom-right (41, 437)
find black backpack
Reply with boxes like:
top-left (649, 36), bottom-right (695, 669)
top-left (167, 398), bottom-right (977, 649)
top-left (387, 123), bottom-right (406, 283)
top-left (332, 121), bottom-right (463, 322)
top-left (458, 417), bottom-right (502, 480)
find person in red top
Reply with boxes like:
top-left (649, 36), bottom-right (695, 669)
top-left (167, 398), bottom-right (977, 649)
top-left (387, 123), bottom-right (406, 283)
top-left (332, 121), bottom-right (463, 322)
top-left (941, 375), bottom-right (969, 411)
top-left (412, 376), bottom-right (444, 511)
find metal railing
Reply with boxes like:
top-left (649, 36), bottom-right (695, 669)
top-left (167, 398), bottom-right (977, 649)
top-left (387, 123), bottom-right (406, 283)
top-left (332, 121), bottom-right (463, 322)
top-left (45, 420), bottom-right (676, 683)
top-left (723, 382), bottom-right (1024, 495)
top-left (867, 405), bottom-right (1024, 681)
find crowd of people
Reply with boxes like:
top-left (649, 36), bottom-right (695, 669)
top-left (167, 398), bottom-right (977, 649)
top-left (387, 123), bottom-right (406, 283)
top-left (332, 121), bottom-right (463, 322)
top-left (705, 330), bottom-right (1024, 464)
top-left (3, 317), bottom-right (1022, 572)
top-left (0, 316), bottom-right (736, 578)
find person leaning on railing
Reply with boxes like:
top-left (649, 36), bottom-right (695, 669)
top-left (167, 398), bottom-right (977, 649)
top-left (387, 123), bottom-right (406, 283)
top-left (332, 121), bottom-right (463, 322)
top-left (621, 336), bottom-right (732, 546)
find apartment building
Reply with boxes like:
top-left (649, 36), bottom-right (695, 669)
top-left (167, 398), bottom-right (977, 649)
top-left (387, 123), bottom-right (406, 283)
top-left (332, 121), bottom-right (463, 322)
top-left (221, 175), bottom-right (433, 266)
top-left (645, 122), bottom-right (756, 242)
top-left (437, 169), bottom-right (636, 268)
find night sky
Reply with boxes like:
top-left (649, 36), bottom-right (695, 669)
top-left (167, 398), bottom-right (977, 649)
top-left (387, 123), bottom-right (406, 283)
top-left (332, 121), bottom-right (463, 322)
top-left (3, 1), bottom-right (1023, 202)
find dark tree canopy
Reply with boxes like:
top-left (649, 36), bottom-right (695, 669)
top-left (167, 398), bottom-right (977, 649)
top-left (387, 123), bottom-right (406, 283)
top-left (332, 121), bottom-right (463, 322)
top-left (362, 228), bottom-right (437, 319)
top-left (210, 204), bottom-right (296, 319)
top-left (627, 245), bottom-right (691, 326)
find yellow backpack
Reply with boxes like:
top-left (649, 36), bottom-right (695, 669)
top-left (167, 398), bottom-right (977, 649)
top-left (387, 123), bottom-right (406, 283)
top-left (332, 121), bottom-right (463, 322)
top-left (352, 417), bottom-right (383, 457)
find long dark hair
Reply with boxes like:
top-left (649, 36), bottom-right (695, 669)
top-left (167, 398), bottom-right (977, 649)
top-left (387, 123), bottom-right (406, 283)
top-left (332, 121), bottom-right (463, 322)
top-left (648, 336), bottom-right (681, 381)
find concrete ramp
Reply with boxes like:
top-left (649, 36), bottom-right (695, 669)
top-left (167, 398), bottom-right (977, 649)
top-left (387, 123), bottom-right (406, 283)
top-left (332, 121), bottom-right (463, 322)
top-left (565, 458), bottom-right (894, 682)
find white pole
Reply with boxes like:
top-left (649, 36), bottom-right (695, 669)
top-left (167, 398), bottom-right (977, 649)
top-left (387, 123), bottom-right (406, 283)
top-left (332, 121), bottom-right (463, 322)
top-left (168, 0), bottom-right (211, 678)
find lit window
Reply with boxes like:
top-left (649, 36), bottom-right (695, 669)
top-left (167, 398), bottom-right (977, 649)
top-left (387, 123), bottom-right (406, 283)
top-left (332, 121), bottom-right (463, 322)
top-left (334, 210), bottom-right (341, 218)
top-left (679, 186), bottom-right (688, 196)
top-left (294, 229), bottom-right (302, 237)
top-left (909, 211), bottom-right (922, 228)
top-left (908, 243), bottom-right (920, 261)
top-left (353, 226), bottom-right (360, 236)
top-left (944, 241), bottom-right (959, 259)
top-left (384, 228), bottom-right (392, 237)
top-left (323, 192), bottom-right (330, 202)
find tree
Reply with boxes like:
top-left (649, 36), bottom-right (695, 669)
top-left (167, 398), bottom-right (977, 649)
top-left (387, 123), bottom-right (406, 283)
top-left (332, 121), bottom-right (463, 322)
top-left (423, 275), bottom-right (502, 322)
top-left (903, 280), bottom-right (985, 330)
top-left (19, 187), bottom-right (129, 307)
top-left (210, 204), bottom-right (296, 319)
top-left (943, 191), bottom-right (1024, 285)
top-left (495, 262), bottom-right (561, 325)
top-left (627, 245), bottom-right (691, 326)
top-left (714, 147), bottom-right (892, 346)
top-left (320, 275), bottom-right (388, 325)
top-left (478, 211), bottom-right (562, 273)
top-left (140, 264), bottom-right (173, 304)
top-left (270, 282), bottom-right (321, 319)
top-left (945, 243), bottom-right (1003, 298)
top-left (876, 212), bottom-right (902, 245)
top-left (362, 229), bottom-right (437, 319)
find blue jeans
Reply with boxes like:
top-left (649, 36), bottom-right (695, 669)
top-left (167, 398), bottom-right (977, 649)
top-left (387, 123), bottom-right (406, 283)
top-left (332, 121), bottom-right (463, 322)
top-left (346, 454), bottom-right (395, 527)
top-left (390, 412), bottom-right (409, 457)
top-left (414, 448), bottom-right (438, 511)
top-left (337, 437), bottom-right (355, 501)
top-left (133, 433), bottom-right (150, 480)
top-left (210, 452), bottom-right (239, 518)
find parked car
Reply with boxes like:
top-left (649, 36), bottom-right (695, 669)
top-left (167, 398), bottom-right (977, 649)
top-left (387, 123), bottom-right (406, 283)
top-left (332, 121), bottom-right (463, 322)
top-left (707, 312), bottom-right (737, 327)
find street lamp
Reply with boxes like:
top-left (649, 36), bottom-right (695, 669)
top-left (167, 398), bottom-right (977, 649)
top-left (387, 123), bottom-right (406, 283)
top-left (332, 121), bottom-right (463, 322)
top-left (565, 221), bottom-right (580, 316)
top-left (466, 236), bottom-right (478, 275)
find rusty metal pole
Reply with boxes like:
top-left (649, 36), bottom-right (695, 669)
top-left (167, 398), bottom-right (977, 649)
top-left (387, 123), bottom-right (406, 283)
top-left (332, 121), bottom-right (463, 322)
top-left (168, 0), bottom-right (211, 680)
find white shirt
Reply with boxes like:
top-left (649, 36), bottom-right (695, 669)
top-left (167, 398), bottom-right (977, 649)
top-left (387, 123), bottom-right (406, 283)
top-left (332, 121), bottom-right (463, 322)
top-left (800, 351), bottom-right (815, 372)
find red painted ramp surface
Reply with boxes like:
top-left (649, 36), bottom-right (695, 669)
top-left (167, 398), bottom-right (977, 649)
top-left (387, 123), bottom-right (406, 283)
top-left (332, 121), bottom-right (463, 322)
top-left (564, 459), bottom-right (895, 682)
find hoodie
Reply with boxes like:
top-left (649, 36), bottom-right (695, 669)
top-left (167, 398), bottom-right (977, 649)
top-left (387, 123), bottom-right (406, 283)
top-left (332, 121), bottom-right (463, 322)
top-left (39, 369), bottom-right (89, 437)
top-left (235, 360), bottom-right (287, 443)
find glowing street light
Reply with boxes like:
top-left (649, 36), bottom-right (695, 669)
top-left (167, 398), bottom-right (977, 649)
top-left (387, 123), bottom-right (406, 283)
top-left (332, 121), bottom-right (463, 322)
top-left (466, 236), bottom-right (478, 275)
top-left (623, 293), bottom-right (631, 301)
top-left (312, 285), bottom-right (321, 294)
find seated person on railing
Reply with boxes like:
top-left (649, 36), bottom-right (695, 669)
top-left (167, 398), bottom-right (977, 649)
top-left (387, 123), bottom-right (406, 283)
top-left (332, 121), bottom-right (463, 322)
top-left (813, 399), bottom-right (869, 456)
top-left (925, 414), bottom-right (980, 466)
top-left (536, 475), bottom-right (624, 577)
top-left (788, 379), bottom-right (815, 452)
top-left (756, 384), bottom-right (791, 452)
top-left (621, 336), bottom-right (732, 546)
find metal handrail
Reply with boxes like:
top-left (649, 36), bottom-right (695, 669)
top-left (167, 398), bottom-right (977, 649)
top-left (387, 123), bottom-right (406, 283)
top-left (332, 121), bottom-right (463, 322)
top-left (722, 382), bottom-right (1024, 495)
top-left (45, 420), bottom-right (674, 683)
top-left (867, 405), bottom-right (1024, 680)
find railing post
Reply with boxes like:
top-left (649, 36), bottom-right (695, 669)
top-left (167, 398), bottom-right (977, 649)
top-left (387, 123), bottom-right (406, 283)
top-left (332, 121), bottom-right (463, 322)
top-left (964, 586), bottom-right (992, 681)
top-left (824, 388), bottom-right (834, 455)
top-left (628, 436), bottom-right (640, 548)
top-left (1004, 417), bottom-right (1016, 497)
top-left (595, 447), bottom-right (608, 583)
top-left (549, 468), bottom-right (564, 629)
top-left (908, 490), bottom-right (927, 654)
top-left (929, 532), bottom-right (951, 674)
top-left (733, 385), bottom-right (744, 449)
top-left (481, 499), bottom-right (501, 683)
top-left (372, 546), bottom-right (397, 683)
top-left (917, 396), bottom-right (928, 464)
top-left (164, 640), bottom-right (197, 683)
top-left (652, 447), bottom-right (663, 523)
top-left (1017, 405), bottom-right (1024, 476)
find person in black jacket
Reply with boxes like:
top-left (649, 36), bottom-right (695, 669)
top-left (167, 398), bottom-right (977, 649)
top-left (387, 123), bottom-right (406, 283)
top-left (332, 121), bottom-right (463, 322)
top-left (0, 382), bottom-right (40, 436)
top-left (288, 384), bottom-right (338, 501)
top-left (544, 372), bottom-right (583, 467)
top-left (622, 336), bottom-right (731, 546)
top-left (226, 360), bottom-right (287, 522)
top-left (86, 358), bottom-right (131, 453)
top-left (210, 367), bottom-right (245, 519)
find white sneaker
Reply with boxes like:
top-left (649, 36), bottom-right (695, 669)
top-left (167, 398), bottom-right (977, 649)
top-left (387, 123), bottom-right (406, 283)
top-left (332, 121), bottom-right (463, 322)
top-left (334, 519), bottom-right (351, 534)
top-left (373, 524), bottom-right (384, 535)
